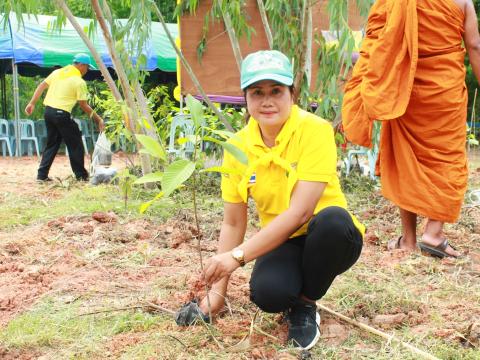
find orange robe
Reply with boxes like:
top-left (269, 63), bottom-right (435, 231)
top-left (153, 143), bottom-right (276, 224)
top-left (342, 0), bottom-right (468, 223)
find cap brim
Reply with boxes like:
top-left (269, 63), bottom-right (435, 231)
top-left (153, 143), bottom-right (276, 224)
top-left (241, 74), bottom-right (293, 90)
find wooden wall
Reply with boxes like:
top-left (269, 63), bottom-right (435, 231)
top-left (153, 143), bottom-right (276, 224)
top-left (180, 0), bottom-right (367, 97)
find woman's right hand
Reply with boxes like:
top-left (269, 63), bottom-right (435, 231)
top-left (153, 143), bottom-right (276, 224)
top-left (199, 289), bottom-right (226, 316)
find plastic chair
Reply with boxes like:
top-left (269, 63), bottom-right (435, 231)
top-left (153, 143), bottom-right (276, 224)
top-left (65, 119), bottom-right (89, 157)
top-left (344, 122), bottom-right (381, 180)
top-left (0, 119), bottom-right (13, 157)
top-left (74, 118), bottom-right (94, 151)
top-left (73, 118), bottom-right (89, 153)
top-left (167, 114), bottom-right (204, 158)
top-left (345, 147), bottom-right (378, 179)
top-left (8, 121), bottom-right (16, 153)
top-left (34, 120), bottom-right (47, 153)
top-left (12, 120), bottom-right (40, 157)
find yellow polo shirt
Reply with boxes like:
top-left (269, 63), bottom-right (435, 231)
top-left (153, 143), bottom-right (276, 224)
top-left (221, 105), bottom-right (365, 238)
top-left (43, 65), bottom-right (88, 113)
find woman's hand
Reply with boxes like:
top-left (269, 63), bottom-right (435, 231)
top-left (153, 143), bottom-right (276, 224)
top-left (203, 252), bottom-right (240, 286)
top-left (199, 289), bottom-right (226, 315)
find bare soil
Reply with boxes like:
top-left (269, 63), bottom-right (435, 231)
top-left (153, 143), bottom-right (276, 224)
top-left (1, 155), bottom-right (479, 359)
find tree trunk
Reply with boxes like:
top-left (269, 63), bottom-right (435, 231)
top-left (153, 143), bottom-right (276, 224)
top-left (91, 0), bottom-right (156, 182)
top-left (91, 0), bottom-right (138, 132)
top-left (305, 5), bottom-right (313, 87)
top-left (100, 1), bottom-right (160, 142)
top-left (221, 6), bottom-right (243, 71)
top-left (54, 0), bottom-right (122, 102)
top-left (256, 0), bottom-right (273, 49)
top-left (293, 0), bottom-right (312, 100)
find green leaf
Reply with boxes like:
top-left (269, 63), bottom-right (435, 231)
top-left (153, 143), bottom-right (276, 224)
top-left (135, 134), bottom-right (166, 161)
top-left (205, 128), bottom-right (238, 141)
top-left (178, 135), bottom-right (198, 146)
top-left (140, 200), bottom-right (154, 214)
top-left (204, 136), bottom-right (248, 165)
top-left (161, 159), bottom-right (196, 197)
top-left (139, 191), bottom-right (165, 214)
top-left (185, 94), bottom-right (203, 128)
top-left (134, 172), bottom-right (163, 185)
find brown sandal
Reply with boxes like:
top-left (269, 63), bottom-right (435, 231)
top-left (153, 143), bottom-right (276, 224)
top-left (417, 239), bottom-right (459, 259)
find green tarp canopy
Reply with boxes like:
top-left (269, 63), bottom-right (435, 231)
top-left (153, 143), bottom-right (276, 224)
top-left (1, 13), bottom-right (177, 73)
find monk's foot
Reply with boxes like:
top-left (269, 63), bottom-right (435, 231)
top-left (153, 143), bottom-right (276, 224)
top-left (419, 234), bottom-right (460, 258)
top-left (387, 236), bottom-right (417, 252)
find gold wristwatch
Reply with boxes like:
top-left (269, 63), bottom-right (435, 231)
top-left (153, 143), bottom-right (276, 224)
top-left (231, 247), bottom-right (245, 267)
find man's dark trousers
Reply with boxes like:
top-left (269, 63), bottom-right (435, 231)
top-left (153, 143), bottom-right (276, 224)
top-left (37, 106), bottom-right (88, 180)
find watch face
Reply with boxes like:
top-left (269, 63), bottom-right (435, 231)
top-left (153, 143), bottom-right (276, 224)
top-left (233, 249), bottom-right (243, 258)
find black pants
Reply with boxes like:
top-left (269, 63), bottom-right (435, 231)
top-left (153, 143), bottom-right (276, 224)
top-left (37, 106), bottom-right (88, 180)
top-left (249, 206), bottom-right (363, 313)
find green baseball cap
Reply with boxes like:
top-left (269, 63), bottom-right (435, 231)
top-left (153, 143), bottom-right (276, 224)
top-left (73, 53), bottom-right (97, 70)
top-left (240, 50), bottom-right (293, 90)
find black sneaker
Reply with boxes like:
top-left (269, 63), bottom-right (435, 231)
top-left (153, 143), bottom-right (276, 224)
top-left (287, 299), bottom-right (321, 350)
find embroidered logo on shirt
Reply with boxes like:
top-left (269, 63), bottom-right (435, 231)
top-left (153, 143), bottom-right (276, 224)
top-left (249, 173), bottom-right (256, 184)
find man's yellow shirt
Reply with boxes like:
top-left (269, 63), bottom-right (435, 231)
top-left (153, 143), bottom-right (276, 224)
top-left (221, 105), bottom-right (365, 238)
top-left (43, 65), bottom-right (88, 113)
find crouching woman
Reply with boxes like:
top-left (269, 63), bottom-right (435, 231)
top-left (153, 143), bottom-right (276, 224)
top-left (176, 50), bottom-right (365, 350)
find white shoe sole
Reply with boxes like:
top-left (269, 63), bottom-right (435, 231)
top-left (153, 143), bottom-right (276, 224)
top-left (291, 312), bottom-right (321, 351)
top-left (303, 312), bottom-right (321, 350)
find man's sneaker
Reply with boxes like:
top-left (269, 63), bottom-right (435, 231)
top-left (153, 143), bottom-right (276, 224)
top-left (36, 177), bottom-right (53, 183)
top-left (287, 299), bottom-right (321, 350)
top-left (76, 175), bottom-right (89, 182)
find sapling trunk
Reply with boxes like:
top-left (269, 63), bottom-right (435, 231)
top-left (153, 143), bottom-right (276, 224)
top-left (190, 127), bottom-right (213, 323)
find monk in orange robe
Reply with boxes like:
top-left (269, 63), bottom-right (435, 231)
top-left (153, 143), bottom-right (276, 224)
top-left (342, 0), bottom-right (480, 257)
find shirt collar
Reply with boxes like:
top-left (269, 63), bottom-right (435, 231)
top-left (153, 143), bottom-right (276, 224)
top-left (64, 65), bottom-right (82, 77)
top-left (246, 105), bottom-right (300, 151)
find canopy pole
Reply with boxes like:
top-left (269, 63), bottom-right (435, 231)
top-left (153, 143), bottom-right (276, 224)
top-left (12, 60), bottom-right (21, 157)
top-left (1, 69), bottom-right (6, 119)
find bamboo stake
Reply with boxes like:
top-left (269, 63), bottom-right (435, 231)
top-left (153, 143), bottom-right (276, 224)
top-left (152, 3), bottom-right (234, 132)
top-left (317, 303), bottom-right (441, 360)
